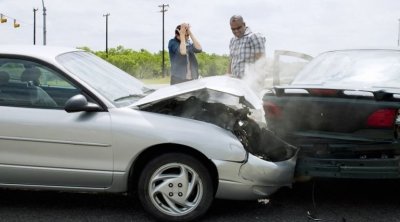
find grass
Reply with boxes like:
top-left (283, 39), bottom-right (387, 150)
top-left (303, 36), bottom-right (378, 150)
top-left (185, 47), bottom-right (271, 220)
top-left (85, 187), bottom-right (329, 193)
top-left (141, 76), bottom-right (170, 84)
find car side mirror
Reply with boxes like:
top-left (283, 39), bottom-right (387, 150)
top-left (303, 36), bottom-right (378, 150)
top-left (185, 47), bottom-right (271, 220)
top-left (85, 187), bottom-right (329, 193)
top-left (64, 94), bottom-right (103, 113)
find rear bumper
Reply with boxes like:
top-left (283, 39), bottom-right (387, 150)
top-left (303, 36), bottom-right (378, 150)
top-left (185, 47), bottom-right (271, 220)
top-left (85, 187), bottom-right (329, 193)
top-left (296, 156), bottom-right (400, 179)
top-left (289, 135), bottom-right (400, 179)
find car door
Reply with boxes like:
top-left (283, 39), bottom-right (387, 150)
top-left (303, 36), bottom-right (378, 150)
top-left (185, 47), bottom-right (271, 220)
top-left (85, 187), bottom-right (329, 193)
top-left (0, 57), bottom-right (113, 188)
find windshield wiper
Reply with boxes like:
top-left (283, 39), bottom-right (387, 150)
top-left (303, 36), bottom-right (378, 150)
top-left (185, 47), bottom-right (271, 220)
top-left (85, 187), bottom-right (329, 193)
top-left (114, 94), bottom-right (144, 102)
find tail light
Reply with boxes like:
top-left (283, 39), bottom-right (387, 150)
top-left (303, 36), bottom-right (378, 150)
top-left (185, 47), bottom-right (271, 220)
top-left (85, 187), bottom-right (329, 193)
top-left (366, 109), bottom-right (397, 128)
top-left (308, 89), bottom-right (339, 96)
top-left (263, 102), bottom-right (282, 119)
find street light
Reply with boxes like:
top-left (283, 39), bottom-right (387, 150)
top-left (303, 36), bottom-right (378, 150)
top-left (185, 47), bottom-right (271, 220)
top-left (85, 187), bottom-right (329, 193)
top-left (41, 0), bottom-right (47, 45)
top-left (103, 13), bottom-right (110, 57)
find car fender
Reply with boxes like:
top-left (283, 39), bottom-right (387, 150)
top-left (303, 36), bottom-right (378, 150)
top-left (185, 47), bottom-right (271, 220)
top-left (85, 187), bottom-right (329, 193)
top-left (109, 108), bottom-right (247, 172)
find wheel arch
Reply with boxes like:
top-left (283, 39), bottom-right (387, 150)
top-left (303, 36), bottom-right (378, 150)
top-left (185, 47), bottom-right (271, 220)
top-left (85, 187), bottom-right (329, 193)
top-left (128, 143), bottom-right (219, 195)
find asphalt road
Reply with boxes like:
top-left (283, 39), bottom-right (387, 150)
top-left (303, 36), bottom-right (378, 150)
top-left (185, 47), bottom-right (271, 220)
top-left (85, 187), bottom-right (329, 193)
top-left (1, 179), bottom-right (400, 222)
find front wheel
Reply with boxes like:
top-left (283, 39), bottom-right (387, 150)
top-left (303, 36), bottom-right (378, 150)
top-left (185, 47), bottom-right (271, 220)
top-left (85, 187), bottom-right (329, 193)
top-left (138, 153), bottom-right (214, 222)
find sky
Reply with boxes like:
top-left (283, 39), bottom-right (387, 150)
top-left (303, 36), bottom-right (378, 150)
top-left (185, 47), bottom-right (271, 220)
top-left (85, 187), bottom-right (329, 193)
top-left (1, 0), bottom-right (400, 57)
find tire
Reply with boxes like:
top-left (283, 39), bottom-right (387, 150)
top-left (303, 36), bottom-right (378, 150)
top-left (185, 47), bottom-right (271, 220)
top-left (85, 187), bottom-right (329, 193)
top-left (138, 152), bottom-right (214, 222)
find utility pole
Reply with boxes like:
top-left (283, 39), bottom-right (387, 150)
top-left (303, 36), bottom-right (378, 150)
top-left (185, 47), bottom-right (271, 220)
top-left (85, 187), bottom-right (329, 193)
top-left (159, 4), bottom-right (169, 77)
top-left (103, 13), bottom-right (110, 57)
top-left (33, 8), bottom-right (38, 45)
top-left (41, 0), bottom-right (47, 45)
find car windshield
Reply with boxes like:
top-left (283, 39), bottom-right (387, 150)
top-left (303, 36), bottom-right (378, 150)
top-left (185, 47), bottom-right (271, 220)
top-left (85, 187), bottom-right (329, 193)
top-left (56, 51), bottom-right (152, 106)
top-left (292, 50), bottom-right (400, 89)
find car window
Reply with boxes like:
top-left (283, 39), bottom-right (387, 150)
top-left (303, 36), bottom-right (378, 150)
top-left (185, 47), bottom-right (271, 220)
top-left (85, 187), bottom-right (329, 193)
top-left (292, 50), bottom-right (400, 89)
top-left (0, 58), bottom-right (80, 109)
top-left (56, 51), bottom-right (151, 107)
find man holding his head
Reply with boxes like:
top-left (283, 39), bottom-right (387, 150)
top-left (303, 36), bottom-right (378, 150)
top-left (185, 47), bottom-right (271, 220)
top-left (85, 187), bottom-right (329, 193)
top-left (168, 23), bottom-right (202, 85)
top-left (228, 15), bottom-right (266, 78)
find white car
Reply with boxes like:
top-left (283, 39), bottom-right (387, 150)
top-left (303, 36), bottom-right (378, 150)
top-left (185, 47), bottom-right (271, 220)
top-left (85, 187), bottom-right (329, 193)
top-left (0, 45), bottom-right (297, 221)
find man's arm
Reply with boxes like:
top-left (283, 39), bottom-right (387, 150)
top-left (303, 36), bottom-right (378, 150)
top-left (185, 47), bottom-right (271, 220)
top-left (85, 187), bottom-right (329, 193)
top-left (255, 52), bottom-right (264, 60)
top-left (227, 59), bottom-right (232, 74)
top-left (251, 33), bottom-right (266, 61)
top-left (227, 39), bottom-right (233, 74)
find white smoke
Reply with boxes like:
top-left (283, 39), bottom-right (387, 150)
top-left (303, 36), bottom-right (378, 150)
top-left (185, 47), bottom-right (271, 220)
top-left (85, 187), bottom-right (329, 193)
top-left (240, 56), bottom-right (308, 98)
top-left (241, 56), bottom-right (273, 98)
top-left (234, 56), bottom-right (307, 125)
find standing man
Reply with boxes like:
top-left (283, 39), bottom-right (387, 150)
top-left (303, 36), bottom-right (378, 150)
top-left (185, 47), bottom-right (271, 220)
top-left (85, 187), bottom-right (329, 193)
top-left (168, 23), bottom-right (202, 85)
top-left (228, 15), bottom-right (266, 78)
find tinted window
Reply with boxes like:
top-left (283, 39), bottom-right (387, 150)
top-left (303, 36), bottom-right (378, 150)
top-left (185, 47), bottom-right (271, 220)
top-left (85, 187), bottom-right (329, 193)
top-left (0, 58), bottom-right (80, 108)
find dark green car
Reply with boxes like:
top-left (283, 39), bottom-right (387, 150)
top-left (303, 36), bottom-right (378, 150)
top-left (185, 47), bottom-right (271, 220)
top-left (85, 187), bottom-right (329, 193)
top-left (263, 49), bottom-right (400, 179)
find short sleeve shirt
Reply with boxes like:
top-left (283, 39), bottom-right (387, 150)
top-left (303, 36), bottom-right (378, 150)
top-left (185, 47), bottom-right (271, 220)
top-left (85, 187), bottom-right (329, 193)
top-left (229, 27), bottom-right (266, 78)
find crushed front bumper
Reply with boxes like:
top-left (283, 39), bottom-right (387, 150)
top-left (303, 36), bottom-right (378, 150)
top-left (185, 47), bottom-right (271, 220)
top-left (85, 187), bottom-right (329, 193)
top-left (213, 152), bottom-right (297, 200)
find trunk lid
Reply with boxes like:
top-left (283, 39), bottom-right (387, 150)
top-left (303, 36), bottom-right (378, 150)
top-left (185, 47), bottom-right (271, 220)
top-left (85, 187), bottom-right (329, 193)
top-left (263, 86), bottom-right (400, 141)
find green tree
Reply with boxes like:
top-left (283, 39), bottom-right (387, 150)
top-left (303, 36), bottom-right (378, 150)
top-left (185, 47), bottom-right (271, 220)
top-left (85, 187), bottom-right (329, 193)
top-left (80, 46), bottom-right (229, 79)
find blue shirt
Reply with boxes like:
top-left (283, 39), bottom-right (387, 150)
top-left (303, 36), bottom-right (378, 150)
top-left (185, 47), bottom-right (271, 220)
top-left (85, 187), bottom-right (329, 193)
top-left (168, 37), bottom-right (202, 81)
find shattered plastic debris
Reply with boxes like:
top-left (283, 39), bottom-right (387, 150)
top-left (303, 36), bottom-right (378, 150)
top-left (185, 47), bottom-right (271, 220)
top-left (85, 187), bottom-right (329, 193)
top-left (257, 198), bottom-right (270, 205)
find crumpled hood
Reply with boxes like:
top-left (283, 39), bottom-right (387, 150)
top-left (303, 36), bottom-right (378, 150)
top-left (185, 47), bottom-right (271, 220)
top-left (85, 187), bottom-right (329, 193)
top-left (133, 76), bottom-right (262, 109)
top-left (136, 76), bottom-right (297, 163)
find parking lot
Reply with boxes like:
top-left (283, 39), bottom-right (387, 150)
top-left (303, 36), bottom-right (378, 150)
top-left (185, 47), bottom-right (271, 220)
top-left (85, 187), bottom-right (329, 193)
top-left (1, 178), bottom-right (400, 221)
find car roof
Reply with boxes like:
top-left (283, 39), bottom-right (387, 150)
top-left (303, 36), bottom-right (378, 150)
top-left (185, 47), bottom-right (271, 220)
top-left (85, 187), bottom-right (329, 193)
top-left (0, 44), bottom-right (82, 61)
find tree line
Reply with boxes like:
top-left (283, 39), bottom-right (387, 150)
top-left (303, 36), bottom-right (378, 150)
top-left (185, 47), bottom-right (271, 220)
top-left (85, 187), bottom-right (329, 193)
top-left (79, 46), bottom-right (229, 79)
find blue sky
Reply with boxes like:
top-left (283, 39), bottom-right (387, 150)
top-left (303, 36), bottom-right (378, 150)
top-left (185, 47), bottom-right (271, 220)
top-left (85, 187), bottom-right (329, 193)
top-left (1, 0), bottom-right (400, 57)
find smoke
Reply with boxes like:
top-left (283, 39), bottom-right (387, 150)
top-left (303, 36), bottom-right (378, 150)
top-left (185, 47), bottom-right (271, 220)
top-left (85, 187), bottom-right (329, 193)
top-left (240, 56), bottom-right (308, 98)
top-left (234, 56), bottom-right (307, 125)
top-left (242, 56), bottom-right (273, 98)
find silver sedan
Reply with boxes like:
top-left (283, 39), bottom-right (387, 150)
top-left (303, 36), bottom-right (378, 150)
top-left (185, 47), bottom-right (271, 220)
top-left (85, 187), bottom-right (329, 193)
top-left (0, 45), bottom-right (297, 221)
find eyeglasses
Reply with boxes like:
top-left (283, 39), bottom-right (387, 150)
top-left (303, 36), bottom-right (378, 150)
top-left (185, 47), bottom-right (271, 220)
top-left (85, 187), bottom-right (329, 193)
top-left (231, 25), bottom-right (243, 31)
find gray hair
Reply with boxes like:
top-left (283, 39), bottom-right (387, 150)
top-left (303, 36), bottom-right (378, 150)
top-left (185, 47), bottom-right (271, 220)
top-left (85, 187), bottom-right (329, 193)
top-left (230, 15), bottom-right (244, 23)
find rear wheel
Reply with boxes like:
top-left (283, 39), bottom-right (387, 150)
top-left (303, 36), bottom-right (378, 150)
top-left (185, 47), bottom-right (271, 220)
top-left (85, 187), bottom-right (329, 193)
top-left (138, 153), bottom-right (214, 221)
